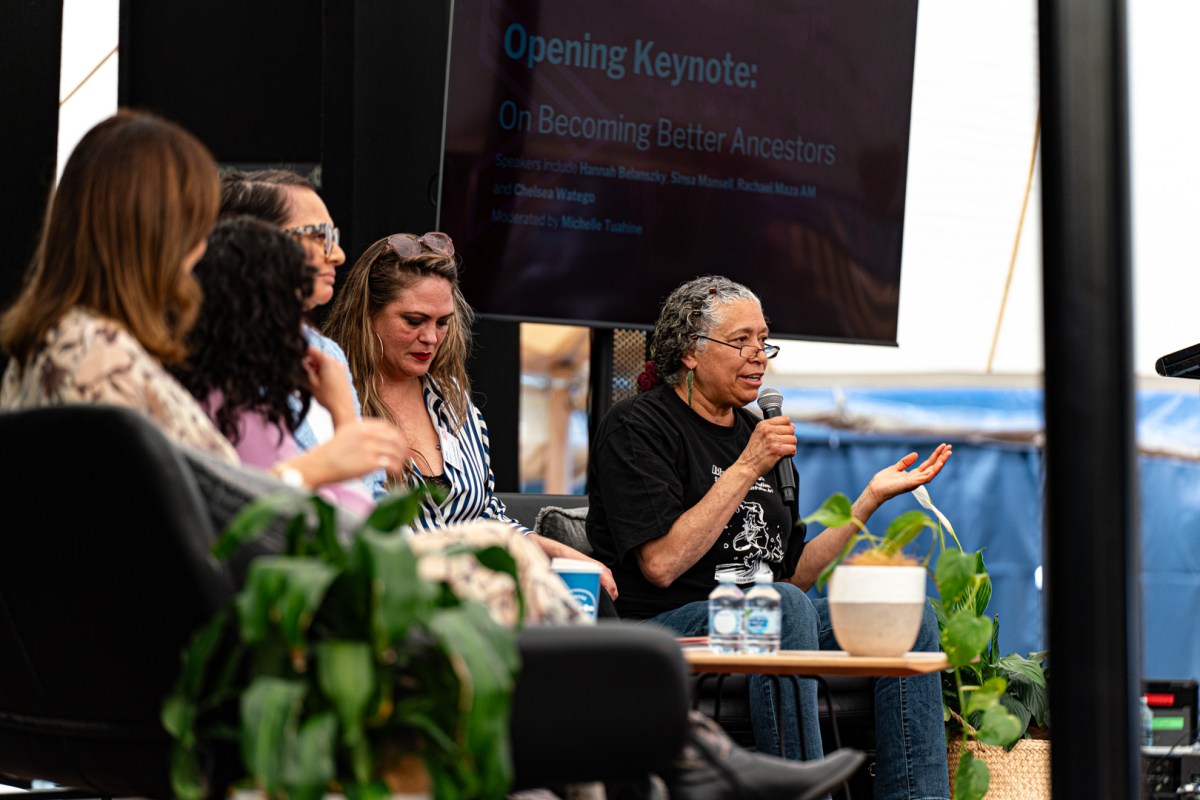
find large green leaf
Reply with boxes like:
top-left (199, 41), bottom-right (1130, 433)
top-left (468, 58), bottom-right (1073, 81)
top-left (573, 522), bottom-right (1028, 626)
top-left (935, 550), bottom-right (977, 608)
top-left (358, 529), bottom-right (430, 654)
top-left (972, 561), bottom-right (993, 617)
top-left (881, 510), bottom-right (934, 556)
top-left (975, 704), bottom-right (1024, 747)
top-left (349, 737), bottom-right (377, 790)
top-left (998, 653), bottom-right (1046, 687)
top-left (236, 562), bottom-right (285, 645)
top-left (941, 608), bottom-right (993, 668)
top-left (429, 601), bottom-right (520, 799)
top-left (311, 495), bottom-right (346, 567)
top-left (316, 641), bottom-right (376, 747)
top-left (237, 557), bottom-right (337, 653)
top-left (276, 562), bottom-right (339, 651)
top-left (1009, 672), bottom-right (1050, 728)
top-left (998, 694), bottom-right (1033, 740)
top-left (168, 741), bottom-right (206, 800)
top-left (802, 493), bottom-right (854, 528)
top-left (965, 676), bottom-right (1007, 715)
top-left (953, 750), bottom-right (990, 800)
top-left (283, 711), bottom-right (338, 800)
top-left (240, 677), bottom-right (307, 794)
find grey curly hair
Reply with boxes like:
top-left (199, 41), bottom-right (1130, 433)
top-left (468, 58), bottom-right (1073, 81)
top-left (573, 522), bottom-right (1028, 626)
top-left (650, 276), bottom-right (761, 386)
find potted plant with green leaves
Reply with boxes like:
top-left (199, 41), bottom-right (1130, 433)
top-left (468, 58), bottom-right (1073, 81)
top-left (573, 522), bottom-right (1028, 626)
top-left (807, 487), bottom-right (1032, 800)
top-left (807, 487), bottom-right (959, 658)
top-left (939, 593), bottom-right (1050, 800)
top-left (162, 487), bottom-right (522, 800)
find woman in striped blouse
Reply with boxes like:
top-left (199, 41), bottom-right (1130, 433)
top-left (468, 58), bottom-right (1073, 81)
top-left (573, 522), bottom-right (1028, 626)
top-left (323, 232), bottom-right (617, 599)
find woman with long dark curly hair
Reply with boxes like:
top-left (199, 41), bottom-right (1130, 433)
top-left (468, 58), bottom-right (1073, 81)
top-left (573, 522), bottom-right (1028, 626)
top-left (172, 216), bottom-right (381, 512)
top-left (173, 216), bottom-right (313, 443)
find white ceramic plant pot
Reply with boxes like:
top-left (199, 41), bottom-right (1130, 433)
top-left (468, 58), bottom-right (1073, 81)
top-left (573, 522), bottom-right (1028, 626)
top-left (827, 565), bottom-right (927, 657)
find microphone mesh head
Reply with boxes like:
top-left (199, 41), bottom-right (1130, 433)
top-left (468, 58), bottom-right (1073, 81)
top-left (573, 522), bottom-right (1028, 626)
top-left (756, 387), bottom-right (783, 412)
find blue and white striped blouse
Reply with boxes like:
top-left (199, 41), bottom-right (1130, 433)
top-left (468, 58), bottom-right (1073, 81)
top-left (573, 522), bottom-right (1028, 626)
top-left (375, 375), bottom-right (528, 534)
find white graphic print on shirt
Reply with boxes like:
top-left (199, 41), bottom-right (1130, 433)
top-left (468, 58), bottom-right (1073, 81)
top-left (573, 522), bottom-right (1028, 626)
top-left (714, 500), bottom-right (783, 583)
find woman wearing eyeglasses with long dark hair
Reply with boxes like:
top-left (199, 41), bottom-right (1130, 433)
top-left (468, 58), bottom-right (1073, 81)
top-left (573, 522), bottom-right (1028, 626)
top-left (323, 232), bottom-right (616, 598)
top-left (218, 171), bottom-right (365, 447)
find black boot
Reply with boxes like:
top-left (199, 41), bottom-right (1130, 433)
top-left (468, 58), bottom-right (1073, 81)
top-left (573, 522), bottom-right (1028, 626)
top-left (661, 712), bottom-right (864, 800)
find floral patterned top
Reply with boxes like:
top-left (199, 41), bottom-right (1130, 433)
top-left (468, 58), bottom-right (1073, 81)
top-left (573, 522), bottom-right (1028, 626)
top-left (0, 307), bottom-right (239, 463)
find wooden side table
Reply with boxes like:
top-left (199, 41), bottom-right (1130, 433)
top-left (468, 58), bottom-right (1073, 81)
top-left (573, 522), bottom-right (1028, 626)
top-left (685, 649), bottom-right (951, 798)
top-left (685, 649), bottom-right (950, 677)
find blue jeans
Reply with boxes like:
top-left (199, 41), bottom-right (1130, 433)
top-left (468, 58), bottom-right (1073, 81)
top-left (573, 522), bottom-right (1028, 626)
top-left (650, 584), bottom-right (950, 800)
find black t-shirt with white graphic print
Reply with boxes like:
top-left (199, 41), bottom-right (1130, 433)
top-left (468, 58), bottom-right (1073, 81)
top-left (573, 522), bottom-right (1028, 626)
top-left (586, 385), bottom-right (805, 620)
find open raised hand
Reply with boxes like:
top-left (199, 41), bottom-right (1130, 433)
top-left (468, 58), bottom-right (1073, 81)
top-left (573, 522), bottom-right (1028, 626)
top-left (864, 443), bottom-right (952, 506)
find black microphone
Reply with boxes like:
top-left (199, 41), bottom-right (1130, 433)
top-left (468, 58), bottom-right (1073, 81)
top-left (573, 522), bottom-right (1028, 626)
top-left (1156, 342), bottom-right (1200, 379)
top-left (756, 387), bottom-right (797, 508)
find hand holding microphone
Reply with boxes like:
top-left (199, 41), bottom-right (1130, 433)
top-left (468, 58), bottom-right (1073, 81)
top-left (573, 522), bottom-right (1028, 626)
top-left (755, 387), bottom-right (797, 507)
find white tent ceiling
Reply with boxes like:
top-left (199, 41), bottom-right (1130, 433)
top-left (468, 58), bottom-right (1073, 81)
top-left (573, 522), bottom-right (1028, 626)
top-left (56, 0), bottom-right (1200, 385)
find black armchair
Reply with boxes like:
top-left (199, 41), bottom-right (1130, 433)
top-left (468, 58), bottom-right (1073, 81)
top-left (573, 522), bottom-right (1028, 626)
top-left (0, 407), bottom-right (688, 796)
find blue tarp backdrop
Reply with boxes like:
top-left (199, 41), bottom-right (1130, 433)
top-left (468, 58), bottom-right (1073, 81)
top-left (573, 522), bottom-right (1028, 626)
top-left (784, 384), bottom-right (1200, 686)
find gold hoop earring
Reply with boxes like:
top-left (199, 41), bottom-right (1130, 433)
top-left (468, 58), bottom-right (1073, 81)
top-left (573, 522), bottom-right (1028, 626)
top-left (686, 368), bottom-right (694, 407)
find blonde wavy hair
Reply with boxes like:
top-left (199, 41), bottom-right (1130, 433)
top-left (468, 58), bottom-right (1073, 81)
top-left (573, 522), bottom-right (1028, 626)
top-left (322, 234), bottom-right (474, 430)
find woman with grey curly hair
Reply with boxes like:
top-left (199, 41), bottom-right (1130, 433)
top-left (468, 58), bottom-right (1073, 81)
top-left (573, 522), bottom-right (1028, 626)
top-left (642, 276), bottom-right (763, 391)
top-left (587, 275), bottom-right (955, 799)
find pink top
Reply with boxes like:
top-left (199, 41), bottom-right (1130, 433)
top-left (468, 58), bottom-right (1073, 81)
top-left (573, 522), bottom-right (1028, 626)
top-left (203, 390), bottom-right (374, 517)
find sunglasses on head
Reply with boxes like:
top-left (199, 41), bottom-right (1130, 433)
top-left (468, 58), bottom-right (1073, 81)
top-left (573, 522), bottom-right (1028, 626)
top-left (386, 232), bottom-right (455, 259)
top-left (283, 222), bottom-right (340, 258)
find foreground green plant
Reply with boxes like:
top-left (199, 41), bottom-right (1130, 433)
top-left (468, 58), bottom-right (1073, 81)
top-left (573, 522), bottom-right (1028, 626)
top-left (162, 488), bottom-right (521, 800)
top-left (806, 492), bottom-right (1029, 800)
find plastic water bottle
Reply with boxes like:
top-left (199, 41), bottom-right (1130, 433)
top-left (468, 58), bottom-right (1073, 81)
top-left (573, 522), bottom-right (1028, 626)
top-left (1140, 696), bottom-right (1155, 746)
top-left (743, 573), bottom-right (782, 654)
top-left (708, 577), bottom-right (744, 653)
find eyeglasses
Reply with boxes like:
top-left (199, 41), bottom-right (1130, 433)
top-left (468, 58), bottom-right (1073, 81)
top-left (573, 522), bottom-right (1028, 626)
top-left (692, 334), bottom-right (780, 360)
top-left (386, 232), bottom-right (455, 259)
top-left (283, 222), bottom-right (340, 258)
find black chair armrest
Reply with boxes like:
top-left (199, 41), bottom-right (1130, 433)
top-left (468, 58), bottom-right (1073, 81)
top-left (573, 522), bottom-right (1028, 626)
top-left (511, 622), bottom-right (688, 788)
top-left (496, 492), bottom-right (587, 532)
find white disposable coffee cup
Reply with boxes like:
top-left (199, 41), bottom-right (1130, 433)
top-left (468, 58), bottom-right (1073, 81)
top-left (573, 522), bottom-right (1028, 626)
top-left (550, 557), bottom-right (603, 623)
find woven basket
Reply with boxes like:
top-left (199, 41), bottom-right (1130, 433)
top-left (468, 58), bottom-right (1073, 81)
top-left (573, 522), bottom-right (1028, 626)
top-left (947, 739), bottom-right (1051, 800)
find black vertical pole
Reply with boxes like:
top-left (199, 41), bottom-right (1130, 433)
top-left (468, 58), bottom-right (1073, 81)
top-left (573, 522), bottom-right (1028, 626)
top-left (0, 0), bottom-right (61, 316)
top-left (1039, 0), bottom-right (1141, 797)
top-left (589, 328), bottom-right (615, 449)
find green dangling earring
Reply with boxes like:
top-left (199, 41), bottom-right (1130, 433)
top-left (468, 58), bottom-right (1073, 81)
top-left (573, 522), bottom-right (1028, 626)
top-left (686, 368), bottom-right (694, 407)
